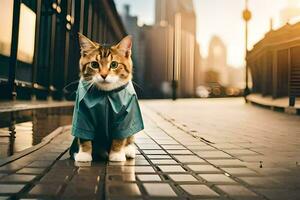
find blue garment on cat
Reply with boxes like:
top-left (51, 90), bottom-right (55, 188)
top-left (69, 80), bottom-right (144, 158)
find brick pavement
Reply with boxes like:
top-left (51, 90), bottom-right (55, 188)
top-left (0, 98), bottom-right (299, 199)
top-left (143, 98), bottom-right (300, 200)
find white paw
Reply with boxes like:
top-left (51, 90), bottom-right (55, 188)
top-left (109, 150), bottom-right (126, 162)
top-left (125, 144), bottom-right (136, 159)
top-left (74, 152), bottom-right (92, 162)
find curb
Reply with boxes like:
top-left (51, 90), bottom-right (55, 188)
top-left (246, 96), bottom-right (300, 115)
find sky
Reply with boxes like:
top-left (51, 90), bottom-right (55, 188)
top-left (114, 0), bottom-right (292, 68)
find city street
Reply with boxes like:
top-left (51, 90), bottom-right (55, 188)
top-left (0, 98), bottom-right (299, 200)
top-left (1, 0), bottom-right (300, 199)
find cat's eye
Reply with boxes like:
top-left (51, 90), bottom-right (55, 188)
top-left (90, 61), bottom-right (99, 69)
top-left (110, 61), bottom-right (118, 69)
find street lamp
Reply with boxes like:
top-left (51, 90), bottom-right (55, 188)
top-left (172, 13), bottom-right (181, 100)
top-left (243, 0), bottom-right (251, 99)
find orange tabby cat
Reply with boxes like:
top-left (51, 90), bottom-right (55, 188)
top-left (70, 33), bottom-right (144, 162)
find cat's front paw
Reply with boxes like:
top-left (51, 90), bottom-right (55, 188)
top-left (125, 144), bottom-right (136, 159)
top-left (109, 150), bottom-right (126, 162)
top-left (74, 152), bottom-right (92, 162)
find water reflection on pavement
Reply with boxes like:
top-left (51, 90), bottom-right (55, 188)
top-left (0, 107), bottom-right (73, 159)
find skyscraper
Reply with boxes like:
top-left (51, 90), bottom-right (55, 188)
top-left (153, 0), bottom-right (199, 97)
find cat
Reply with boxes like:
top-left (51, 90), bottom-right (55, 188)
top-left (69, 33), bottom-right (144, 162)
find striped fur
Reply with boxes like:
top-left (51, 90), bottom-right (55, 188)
top-left (76, 33), bottom-right (135, 162)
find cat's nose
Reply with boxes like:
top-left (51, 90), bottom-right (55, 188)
top-left (101, 74), bottom-right (107, 79)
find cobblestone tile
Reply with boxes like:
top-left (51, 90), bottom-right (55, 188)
top-left (212, 143), bottom-right (242, 150)
top-left (133, 166), bottom-right (155, 173)
top-left (132, 155), bottom-right (146, 160)
top-left (239, 177), bottom-right (281, 188)
top-left (141, 150), bottom-right (166, 155)
top-left (135, 139), bottom-right (155, 144)
top-left (166, 150), bottom-right (193, 155)
top-left (143, 183), bottom-right (177, 197)
top-left (226, 149), bottom-right (260, 156)
top-left (207, 159), bottom-right (245, 167)
top-left (216, 185), bottom-right (258, 197)
top-left (62, 183), bottom-right (99, 199)
top-left (77, 167), bottom-right (103, 175)
top-left (27, 161), bottom-right (53, 168)
top-left (255, 188), bottom-right (300, 200)
top-left (173, 155), bottom-right (206, 163)
top-left (221, 167), bottom-right (258, 176)
top-left (137, 174), bottom-right (161, 181)
top-left (270, 175), bottom-right (300, 187)
top-left (0, 184), bottom-right (25, 194)
top-left (16, 167), bottom-right (46, 175)
top-left (119, 159), bottom-right (150, 166)
top-left (39, 170), bottom-right (73, 183)
top-left (191, 146), bottom-right (218, 151)
top-left (180, 141), bottom-right (204, 146)
top-left (137, 144), bottom-right (161, 149)
top-left (151, 159), bottom-right (178, 164)
top-left (198, 174), bottom-right (236, 183)
top-left (168, 174), bottom-right (198, 182)
top-left (28, 183), bottom-right (62, 196)
top-left (253, 167), bottom-right (291, 175)
top-left (187, 165), bottom-right (220, 173)
top-left (0, 174), bottom-right (36, 183)
top-left (155, 140), bottom-right (179, 145)
top-left (161, 144), bottom-right (187, 150)
top-left (0, 163), bottom-right (23, 173)
top-left (107, 174), bottom-right (135, 182)
top-left (158, 165), bottom-right (186, 173)
top-left (180, 184), bottom-right (219, 197)
top-left (107, 166), bottom-right (136, 174)
top-left (106, 183), bottom-right (141, 196)
top-left (195, 151), bottom-right (232, 159)
top-left (146, 155), bottom-right (172, 159)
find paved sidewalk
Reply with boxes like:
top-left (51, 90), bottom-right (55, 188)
top-left (143, 98), bottom-right (300, 200)
top-left (0, 98), bottom-right (299, 199)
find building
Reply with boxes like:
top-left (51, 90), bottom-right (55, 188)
top-left (0, 0), bottom-right (126, 100)
top-left (205, 36), bottom-right (228, 86)
top-left (201, 35), bottom-right (244, 92)
top-left (247, 22), bottom-right (300, 106)
top-left (141, 25), bottom-right (173, 98)
top-left (118, 0), bottom-right (200, 98)
top-left (120, 5), bottom-right (146, 97)
top-left (194, 43), bottom-right (204, 89)
top-left (151, 0), bottom-right (200, 97)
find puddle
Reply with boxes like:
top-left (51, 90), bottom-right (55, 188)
top-left (0, 107), bottom-right (73, 159)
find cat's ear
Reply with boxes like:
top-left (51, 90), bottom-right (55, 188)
top-left (78, 33), bottom-right (98, 56)
top-left (116, 35), bottom-right (132, 57)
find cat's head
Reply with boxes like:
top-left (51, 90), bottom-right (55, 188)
top-left (78, 33), bottom-right (133, 91)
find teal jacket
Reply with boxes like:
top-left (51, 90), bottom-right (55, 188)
top-left (69, 80), bottom-right (144, 158)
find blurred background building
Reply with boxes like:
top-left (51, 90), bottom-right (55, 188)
top-left (120, 0), bottom-right (244, 98)
top-left (121, 0), bottom-right (201, 98)
top-left (202, 36), bottom-right (244, 95)
top-left (247, 22), bottom-right (300, 106)
top-left (6, 0), bottom-right (297, 101)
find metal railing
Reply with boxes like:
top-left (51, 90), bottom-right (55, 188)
top-left (0, 0), bottom-right (126, 100)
